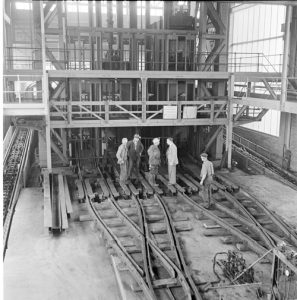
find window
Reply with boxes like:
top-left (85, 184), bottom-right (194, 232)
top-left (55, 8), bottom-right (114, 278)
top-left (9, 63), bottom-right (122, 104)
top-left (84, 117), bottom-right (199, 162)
top-left (242, 109), bottom-right (280, 137)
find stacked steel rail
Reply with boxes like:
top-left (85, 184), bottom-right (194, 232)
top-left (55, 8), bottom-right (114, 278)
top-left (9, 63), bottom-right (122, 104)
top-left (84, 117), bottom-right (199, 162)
top-left (3, 128), bottom-right (32, 259)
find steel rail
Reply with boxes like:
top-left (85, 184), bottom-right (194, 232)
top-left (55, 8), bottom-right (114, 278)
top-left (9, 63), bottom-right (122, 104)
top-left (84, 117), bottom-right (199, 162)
top-left (180, 164), bottom-right (297, 248)
top-left (153, 195), bottom-right (181, 269)
top-left (214, 202), bottom-right (285, 246)
top-left (239, 189), bottom-right (297, 247)
top-left (133, 195), bottom-right (157, 299)
top-left (177, 191), bottom-right (269, 258)
top-left (155, 194), bottom-right (203, 300)
top-left (83, 182), bottom-right (157, 300)
top-left (135, 195), bottom-right (178, 300)
top-left (217, 190), bottom-right (276, 249)
top-left (95, 166), bottom-right (192, 299)
top-left (108, 197), bottom-right (193, 300)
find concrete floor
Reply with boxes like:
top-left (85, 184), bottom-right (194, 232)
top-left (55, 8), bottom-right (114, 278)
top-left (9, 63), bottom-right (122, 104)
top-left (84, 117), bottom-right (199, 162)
top-left (4, 163), bottom-right (296, 300)
top-left (4, 187), bottom-right (121, 300)
top-left (222, 169), bottom-right (297, 228)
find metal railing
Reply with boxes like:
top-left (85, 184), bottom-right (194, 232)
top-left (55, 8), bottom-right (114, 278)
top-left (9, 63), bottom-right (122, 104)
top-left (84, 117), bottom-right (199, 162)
top-left (232, 132), bottom-right (283, 164)
top-left (233, 77), bottom-right (297, 102)
top-left (3, 75), bottom-right (44, 104)
top-left (4, 46), bottom-right (285, 73)
top-left (49, 99), bottom-right (228, 123)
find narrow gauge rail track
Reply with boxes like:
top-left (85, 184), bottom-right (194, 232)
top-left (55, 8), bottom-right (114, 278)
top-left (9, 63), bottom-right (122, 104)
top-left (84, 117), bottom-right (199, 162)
top-left (78, 152), bottom-right (297, 298)
top-left (82, 166), bottom-right (203, 300)
top-left (3, 128), bottom-right (31, 259)
top-left (165, 167), bottom-right (297, 257)
top-left (108, 154), bottom-right (297, 260)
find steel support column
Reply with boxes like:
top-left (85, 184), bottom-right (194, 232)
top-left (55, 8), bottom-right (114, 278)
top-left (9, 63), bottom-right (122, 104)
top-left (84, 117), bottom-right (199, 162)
top-left (227, 75), bottom-right (234, 169)
top-left (40, 1), bottom-right (52, 171)
top-left (141, 78), bottom-right (147, 122)
top-left (280, 5), bottom-right (292, 110)
top-left (61, 128), bottom-right (67, 158)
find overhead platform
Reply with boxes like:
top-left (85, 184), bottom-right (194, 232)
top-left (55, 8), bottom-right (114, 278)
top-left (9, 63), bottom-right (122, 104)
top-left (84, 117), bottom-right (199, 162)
top-left (3, 103), bottom-right (46, 116)
top-left (48, 70), bottom-right (230, 80)
top-left (233, 98), bottom-right (297, 114)
top-left (50, 116), bottom-right (228, 128)
top-left (234, 72), bottom-right (282, 81)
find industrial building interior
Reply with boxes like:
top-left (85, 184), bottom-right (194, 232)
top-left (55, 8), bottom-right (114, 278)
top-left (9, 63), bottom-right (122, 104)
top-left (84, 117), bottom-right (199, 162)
top-left (2, 1), bottom-right (297, 300)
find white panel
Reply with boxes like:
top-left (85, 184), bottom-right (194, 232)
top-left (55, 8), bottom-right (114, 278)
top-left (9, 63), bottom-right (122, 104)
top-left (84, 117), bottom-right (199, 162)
top-left (233, 11), bottom-right (239, 43)
top-left (264, 6), bottom-right (272, 38)
top-left (241, 11), bottom-right (247, 43)
top-left (253, 6), bottom-right (260, 40)
top-left (242, 109), bottom-right (280, 136)
top-left (270, 6), bottom-right (278, 37)
top-left (258, 5), bottom-right (266, 40)
top-left (247, 7), bottom-right (254, 42)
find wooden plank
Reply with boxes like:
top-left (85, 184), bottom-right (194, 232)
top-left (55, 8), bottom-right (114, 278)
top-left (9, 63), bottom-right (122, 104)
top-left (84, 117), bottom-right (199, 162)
top-left (63, 176), bottom-right (73, 214)
top-left (163, 174), bottom-right (185, 193)
top-left (119, 182), bottom-right (131, 196)
top-left (139, 174), bottom-right (154, 195)
top-left (75, 179), bottom-right (85, 200)
top-left (144, 172), bottom-right (163, 194)
top-left (58, 174), bottom-right (68, 229)
top-left (128, 182), bottom-right (139, 196)
top-left (157, 174), bottom-right (176, 194)
top-left (43, 170), bottom-right (52, 228)
top-left (216, 174), bottom-right (239, 191)
top-left (85, 178), bottom-right (95, 199)
top-left (98, 178), bottom-right (110, 198)
top-left (106, 177), bottom-right (120, 198)
top-left (183, 173), bottom-right (203, 190)
top-left (177, 173), bottom-right (198, 192)
top-left (212, 180), bottom-right (225, 190)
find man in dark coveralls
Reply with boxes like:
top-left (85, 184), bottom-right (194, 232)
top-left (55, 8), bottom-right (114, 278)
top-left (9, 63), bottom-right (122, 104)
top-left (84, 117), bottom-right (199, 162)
top-left (127, 134), bottom-right (144, 184)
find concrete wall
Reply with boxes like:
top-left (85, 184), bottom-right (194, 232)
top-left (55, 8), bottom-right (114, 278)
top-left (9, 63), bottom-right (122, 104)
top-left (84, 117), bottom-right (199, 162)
top-left (234, 112), bottom-right (297, 172)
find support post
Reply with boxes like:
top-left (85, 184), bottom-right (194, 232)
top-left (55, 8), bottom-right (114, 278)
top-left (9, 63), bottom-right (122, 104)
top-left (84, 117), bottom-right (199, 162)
top-left (280, 5), bottom-right (292, 111)
top-left (141, 78), bottom-right (147, 122)
top-left (40, 1), bottom-right (52, 171)
top-left (61, 128), bottom-right (67, 157)
top-left (227, 75), bottom-right (234, 169)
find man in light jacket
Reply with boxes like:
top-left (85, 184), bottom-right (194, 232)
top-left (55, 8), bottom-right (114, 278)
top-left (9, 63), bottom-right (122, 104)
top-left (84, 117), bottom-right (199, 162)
top-left (166, 137), bottom-right (178, 185)
top-left (147, 137), bottom-right (161, 187)
top-left (116, 138), bottom-right (128, 185)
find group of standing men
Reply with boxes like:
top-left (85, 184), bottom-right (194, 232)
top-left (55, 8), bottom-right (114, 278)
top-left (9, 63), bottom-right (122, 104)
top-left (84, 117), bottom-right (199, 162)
top-left (116, 134), bottom-right (214, 208)
top-left (116, 134), bottom-right (178, 187)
